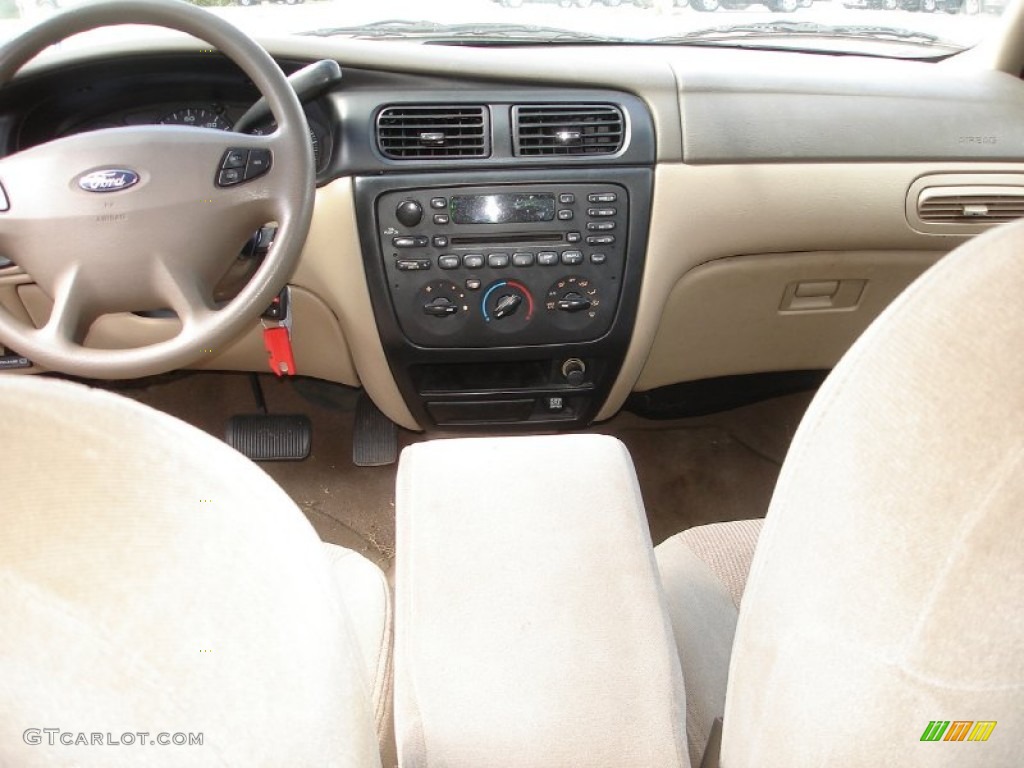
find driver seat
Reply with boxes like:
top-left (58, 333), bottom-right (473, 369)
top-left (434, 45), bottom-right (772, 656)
top-left (0, 375), bottom-right (392, 767)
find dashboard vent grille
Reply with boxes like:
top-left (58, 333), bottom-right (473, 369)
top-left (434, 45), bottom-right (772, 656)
top-left (918, 187), bottom-right (1024, 224)
top-left (377, 105), bottom-right (489, 159)
top-left (513, 104), bottom-right (624, 157)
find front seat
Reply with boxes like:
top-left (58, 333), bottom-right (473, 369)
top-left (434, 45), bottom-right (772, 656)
top-left (656, 219), bottom-right (1024, 766)
top-left (0, 375), bottom-right (392, 767)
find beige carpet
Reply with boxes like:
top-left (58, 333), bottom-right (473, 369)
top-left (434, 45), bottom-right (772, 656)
top-left (103, 371), bottom-right (813, 571)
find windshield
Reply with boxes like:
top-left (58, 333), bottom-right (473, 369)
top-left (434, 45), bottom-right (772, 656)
top-left (0, 0), bottom-right (1013, 57)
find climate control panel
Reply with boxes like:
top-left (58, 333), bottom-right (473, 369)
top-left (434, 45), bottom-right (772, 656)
top-left (375, 183), bottom-right (628, 348)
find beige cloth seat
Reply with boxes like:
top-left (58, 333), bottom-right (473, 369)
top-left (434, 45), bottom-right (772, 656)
top-left (656, 218), bottom-right (1024, 766)
top-left (0, 376), bottom-right (392, 767)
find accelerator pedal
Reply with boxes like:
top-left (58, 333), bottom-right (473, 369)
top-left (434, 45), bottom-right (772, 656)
top-left (353, 392), bottom-right (398, 467)
top-left (226, 414), bottom-right (312, 461)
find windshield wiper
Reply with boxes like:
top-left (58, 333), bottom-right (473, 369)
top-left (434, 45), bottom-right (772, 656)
top-left (302, 20), bottom-right (623, 44)
top-left (651, 22), bottom-right (959, 49)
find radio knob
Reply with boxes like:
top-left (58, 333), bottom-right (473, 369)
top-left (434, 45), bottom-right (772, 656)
top-left (396, 200), bottom-right (423, 227)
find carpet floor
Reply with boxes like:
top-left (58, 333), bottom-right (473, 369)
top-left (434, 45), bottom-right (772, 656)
top-left (105, 371), bottom-right (814, 573)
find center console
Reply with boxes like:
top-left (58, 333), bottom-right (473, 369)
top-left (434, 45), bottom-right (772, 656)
top-left (355, 167), bottom-right (651, 430)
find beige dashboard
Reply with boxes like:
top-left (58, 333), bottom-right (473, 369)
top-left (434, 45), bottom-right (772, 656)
top-left (2, 34), bottom-right (1024, 431)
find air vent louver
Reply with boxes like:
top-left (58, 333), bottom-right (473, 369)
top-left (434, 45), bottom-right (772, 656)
top-left (513, 104), bottom-right (624, 157)
top-left (918, 187), bottom-right (1024, 225)
top-left (377, 105), bottom-right (489, 159)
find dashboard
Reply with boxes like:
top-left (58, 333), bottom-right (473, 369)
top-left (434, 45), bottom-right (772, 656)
top-left (3, 32), bottom-right (1024, 432)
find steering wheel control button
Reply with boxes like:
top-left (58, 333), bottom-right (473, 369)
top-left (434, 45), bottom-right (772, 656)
top-left (463, 254), bottom-right (485, 269)
top-left (217, 147), bottom-right (270, 186)
top-left (487, 253), bottom-right (510, 268)
top-left (512, 252), bottom-right (535, 267)
top-left (244, 149), bottom-right (272, 180)
top-left (537, 251), bottom-right (559, 266)
top-left (396, 200), bottom-right (424, 227)
top-left (217, 167), bottom-right (244, 186)
top-left (439, 255), bottom-right (460, 270)
top-left (221, 149), bottom-right (248, 169)
top-left (561, 250), bottom-right (584, 266)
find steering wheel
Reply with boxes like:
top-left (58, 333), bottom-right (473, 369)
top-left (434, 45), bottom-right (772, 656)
top-left (0, 0), bottom-right (315, 378)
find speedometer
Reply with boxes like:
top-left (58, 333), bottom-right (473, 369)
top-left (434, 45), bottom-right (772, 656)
top-left (160, 108), bottom-right (232, 130)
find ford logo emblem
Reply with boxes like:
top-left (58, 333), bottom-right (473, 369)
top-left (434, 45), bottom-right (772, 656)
top-left (77, 169), bottom-right (140, 193)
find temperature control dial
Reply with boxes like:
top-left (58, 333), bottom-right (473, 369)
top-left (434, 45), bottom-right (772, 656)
top-left (413, 280), bottom-right (468, 337)
top-left (482, 280), bottom-right (534, 334)
top-left (546, 276), bottom-right (601, 331)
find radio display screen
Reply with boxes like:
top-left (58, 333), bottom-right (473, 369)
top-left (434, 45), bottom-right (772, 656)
top-left (450, 194), bottom-right (556, 225)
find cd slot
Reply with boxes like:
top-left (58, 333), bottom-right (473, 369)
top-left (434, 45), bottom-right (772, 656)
top-left (449, 232), bottom-right (563, 246)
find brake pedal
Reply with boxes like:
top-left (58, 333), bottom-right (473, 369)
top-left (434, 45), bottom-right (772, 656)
top-left (353, 391), bottom-right (398, 467)
top-left (226, 414), bottom-right (312, 461)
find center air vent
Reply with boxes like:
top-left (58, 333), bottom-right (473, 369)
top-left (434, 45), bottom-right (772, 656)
top-left (513, 104), bottom-right (625, 157)
top-left (377, 105), bottom-right (489, 159)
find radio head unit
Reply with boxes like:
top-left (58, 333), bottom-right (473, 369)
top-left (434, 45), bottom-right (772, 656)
top-left (375, 182), bottom-right (628, 348)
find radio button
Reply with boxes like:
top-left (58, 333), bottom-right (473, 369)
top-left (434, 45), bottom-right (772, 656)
top-left (396, 258), bottom-right (432, 271)
top-left (537, 251), bottom-right (559, 266)
top-left (433, 214), bottom-right (450, 225)
top-left (561, 250), bottom-right (584, 266)
top-left (488, 253), bottom-right (510, 268)
top-left (566, 231), bottom-right (582, 243)
top-left (463, 254), bottom-right (485, 269)
top-left (559, 193), bottom-right (575, 204)
top-left (430, 197), bottom-right (447, 209)
top-left (438, 255), bottom-right (460, 270)
top-left (587, 235), bottom-right (615, 245)
top-left (588, 208), bottom-right (616, 218)
top-left (588, 193), bottom-right (618, 204)
top-left (512, 252), bottom-right (535, 267)
top-left (393, 236), bottom-right (429, 248)
top-left (557, 209), bottom-right (574, 221)
top-left (587, 221), bottom-right (615, 231)
top-left (590, 253), bottom-right (608, 265)
top-left (433, 235), bottom-right (449, 248)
